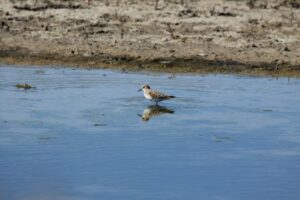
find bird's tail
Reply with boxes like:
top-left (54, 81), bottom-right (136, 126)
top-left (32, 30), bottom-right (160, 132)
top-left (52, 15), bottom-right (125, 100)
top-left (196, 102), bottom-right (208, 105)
top-left (169, 95), bottom-right (175, 98)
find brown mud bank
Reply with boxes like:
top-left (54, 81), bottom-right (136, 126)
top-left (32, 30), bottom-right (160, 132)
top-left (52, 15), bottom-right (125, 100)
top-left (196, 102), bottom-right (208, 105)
top-left (1, 0), bottom-right (300, 76)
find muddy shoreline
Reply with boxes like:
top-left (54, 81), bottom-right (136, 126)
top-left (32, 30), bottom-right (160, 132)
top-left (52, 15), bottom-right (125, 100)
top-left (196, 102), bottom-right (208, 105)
top-left (2, 54), bottom-right (300, 77)
top-left (1, 0), bottom-right (300, 76)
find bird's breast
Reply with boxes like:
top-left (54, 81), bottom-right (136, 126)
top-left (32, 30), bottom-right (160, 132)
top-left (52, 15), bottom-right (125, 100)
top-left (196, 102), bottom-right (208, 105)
top-left (144, 92), bottom-right (153, 100)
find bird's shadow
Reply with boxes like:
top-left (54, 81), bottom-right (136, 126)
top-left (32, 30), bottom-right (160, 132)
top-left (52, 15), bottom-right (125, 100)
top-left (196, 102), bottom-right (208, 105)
top-left (137, 105), bottom-right (175, 122)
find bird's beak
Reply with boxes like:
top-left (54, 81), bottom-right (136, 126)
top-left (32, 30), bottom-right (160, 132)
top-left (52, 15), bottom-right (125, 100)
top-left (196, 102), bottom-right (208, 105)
top-left (137, 88), bottom-right (142, 92)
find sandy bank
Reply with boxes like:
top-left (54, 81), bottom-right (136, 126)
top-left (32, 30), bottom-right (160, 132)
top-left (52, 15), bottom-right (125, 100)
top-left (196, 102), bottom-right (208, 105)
top-left (0, 0), bottom-right (300, 75)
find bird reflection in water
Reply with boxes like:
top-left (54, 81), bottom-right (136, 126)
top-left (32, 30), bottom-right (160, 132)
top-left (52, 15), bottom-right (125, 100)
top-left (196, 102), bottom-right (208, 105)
top-left (138, 105), bottom-right (175, 121)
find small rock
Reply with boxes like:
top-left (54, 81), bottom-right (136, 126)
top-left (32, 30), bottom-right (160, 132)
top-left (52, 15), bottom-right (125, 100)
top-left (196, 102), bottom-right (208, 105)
top-left (283, 46), bottom-right (290, 52)
top-left (263, 109), bottom-right (272, 112)
top-left (94, 123), bottom-right (106, 127)
top-left (168, 74), bottom-right (176, 79)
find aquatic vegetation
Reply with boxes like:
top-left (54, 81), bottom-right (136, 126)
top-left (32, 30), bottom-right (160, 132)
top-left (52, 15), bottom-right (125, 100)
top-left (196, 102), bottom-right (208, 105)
top-left (15, 83), bottom-right (34, 90)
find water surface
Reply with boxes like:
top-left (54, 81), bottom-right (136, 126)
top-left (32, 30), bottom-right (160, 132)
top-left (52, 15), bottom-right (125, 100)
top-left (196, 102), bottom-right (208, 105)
top-left (0, 65), bottom-right (300, 200)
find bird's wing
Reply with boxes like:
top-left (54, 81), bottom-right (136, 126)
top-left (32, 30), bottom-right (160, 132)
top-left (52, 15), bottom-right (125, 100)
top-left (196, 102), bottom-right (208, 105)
top-left (149, 90), bottom-right (171, 99)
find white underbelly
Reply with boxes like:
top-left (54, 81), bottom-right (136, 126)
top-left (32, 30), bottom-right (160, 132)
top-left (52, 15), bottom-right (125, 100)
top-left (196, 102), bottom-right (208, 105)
top-left (144, 93), bottom-right (162, 102)
top-left (144, 92), bottom-right (153, 100)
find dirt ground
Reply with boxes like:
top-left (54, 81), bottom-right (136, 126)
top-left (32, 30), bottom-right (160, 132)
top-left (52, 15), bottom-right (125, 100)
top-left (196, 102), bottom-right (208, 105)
top-left (0, 0), bottom-right (300, 75)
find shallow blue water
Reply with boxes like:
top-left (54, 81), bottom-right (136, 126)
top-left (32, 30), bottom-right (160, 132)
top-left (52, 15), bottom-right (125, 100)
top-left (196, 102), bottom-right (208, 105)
top-left (0, 65), bottom-right (300, 200)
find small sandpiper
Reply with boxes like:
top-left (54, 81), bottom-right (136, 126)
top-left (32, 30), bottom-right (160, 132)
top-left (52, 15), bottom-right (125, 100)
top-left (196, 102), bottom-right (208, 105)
top-left (138, 84), bottom-right (175, 105)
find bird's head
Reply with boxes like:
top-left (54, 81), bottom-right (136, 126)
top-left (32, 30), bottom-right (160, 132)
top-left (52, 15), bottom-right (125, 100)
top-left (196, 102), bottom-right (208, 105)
top-left (138, 84), bottom-right (150, 92)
